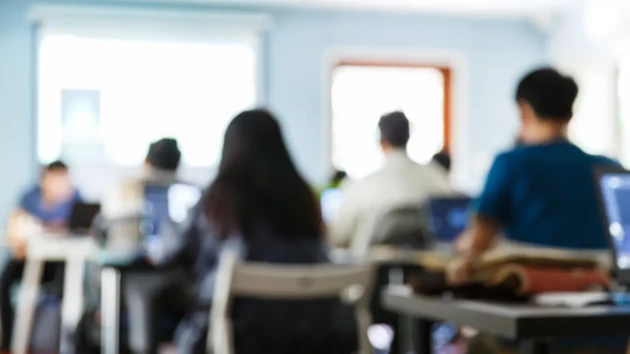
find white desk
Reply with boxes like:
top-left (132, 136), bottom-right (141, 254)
top-left (12, 235), bottom-right (96, 354)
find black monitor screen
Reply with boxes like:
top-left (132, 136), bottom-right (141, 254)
top-left (599, 174), bottom-right (630, 269)
top-left (428, 198), bottom-right (470, 243)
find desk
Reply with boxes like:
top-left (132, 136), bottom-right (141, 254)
top-left (383, 286), bottom-right (630, 354)
top-left (100, 258), bottom-right (186, 354)
top-left (13, 235), bottom-right (96, 354)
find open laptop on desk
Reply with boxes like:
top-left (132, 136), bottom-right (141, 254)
top-left (596, 167), bottom-right (630, 288)
top-left (427, 196), bottom-right (471, 251)
top-left (68, 202), bottom-right (101, 233)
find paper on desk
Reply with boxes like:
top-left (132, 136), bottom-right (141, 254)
top-left (533, 292), bottom-right (610, 308)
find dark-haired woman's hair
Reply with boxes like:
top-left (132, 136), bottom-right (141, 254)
top-left (515, 67), bottom-right (578, 121)
top-left (205, 109), bottom-right (323, 240)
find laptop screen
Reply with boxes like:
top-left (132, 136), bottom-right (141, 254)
top-left (599, 173), bottom-right (630, 269)
top-left (427, 197), bottom-right (471, 243)
top-left (321, 188), bottom-right (343, 224)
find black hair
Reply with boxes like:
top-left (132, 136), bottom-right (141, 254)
top-left (330, 170), bottom-right (347, 185)
top-left (146, 138), bottom-right (181, 172)
top-left (205, 109), bottom-right (322, 240)
top-left (432, 151), bottom-right (451, 172)
top-left (515, 68), bottom-right (578, 121)
top-left (45, 160), bottom-right (68, 172)
top-left (379, 111), bottom-right (411, 148)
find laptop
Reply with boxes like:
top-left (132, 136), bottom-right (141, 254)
top-left (595, 167), bottom-right (630, 286)
top-left (426, 196), bottom-right (471, 243)
top-left (321, 188), bottom-right (343, 224)
top-left (67, 202), bottom-right (101, 233)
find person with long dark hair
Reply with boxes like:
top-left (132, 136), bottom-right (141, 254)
top-left (149, 109), bottom-right (354, 354)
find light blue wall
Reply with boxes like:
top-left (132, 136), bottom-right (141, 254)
top-left (0, 0), bottom-right (548, 225)
top-left (0, 0), bottom-right (36, 225)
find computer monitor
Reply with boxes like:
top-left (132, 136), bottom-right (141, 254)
top-left (143, 183), bottom-right (202, 239)
top-left (596, 167), bottom-right (630, 285)
top-left (427, 196), bottom-right (471, 243)
top-left (321, 188), bottom-right (343, 224)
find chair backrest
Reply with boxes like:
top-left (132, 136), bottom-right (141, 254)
top-left (371, 205), bottom-right (434, 250)
top-left (210, 252), bottom-right (375, 354)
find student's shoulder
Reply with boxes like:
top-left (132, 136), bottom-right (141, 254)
top-left (591, 154), bottom-right (622, 168)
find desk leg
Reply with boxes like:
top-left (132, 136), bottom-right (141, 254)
top-left (12, 259), bottom-right (44, 354)
top-left (519, 340), bottom-right (549, 354)
top-left (60, 257), bottom-right (86, 354)
top-left (101, 267), bottom-right (121, 354)
top-left (415, 319), bottom-right (432, 354)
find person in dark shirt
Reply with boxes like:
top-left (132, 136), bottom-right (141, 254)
top-left (452, 68), bottom-right (619, 283)
top-left (1, 160), bottom-right (82, 352)
top-left (149, 109), bottom-right (356, 354)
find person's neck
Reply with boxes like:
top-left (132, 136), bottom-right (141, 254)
top-left (520, 123), bottom-right (568, 145)
top-left (384, 147), bottom-right (407, 156)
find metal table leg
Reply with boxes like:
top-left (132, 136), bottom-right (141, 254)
top-left (415, 319), bottom-right (433, 354)
top-left (60, 257), bottom-right (86, 354)
top-left (520, 340), bottom-right (549, 354)
top-left (12, 259), bottom-right (44, 354)
top-left (101, 267), bottom-right (121, 354)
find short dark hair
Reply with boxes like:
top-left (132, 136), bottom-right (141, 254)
top-left (432, 151), bottom-right (451, 172)
top-left (515, 68), bottom-right (578, 121)
top-left (379, 111), bottom-right (410, 148)
top-left (146, 138), bottom-right (181, 172)
top-left (45, 160), bottom-right (68, 172)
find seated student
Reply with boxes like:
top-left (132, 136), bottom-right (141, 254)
top-left (149, 109), bottom-right (356, 354)
top-left (89, 138), bottom-right (189, 354)
top-left (331, 111), bottom-right (453, 253)
top-left (1, 160), bottom-right (82, 352)
top-left (450, 68), bottom-right (621, 353)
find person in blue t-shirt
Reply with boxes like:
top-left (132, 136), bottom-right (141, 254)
top-left (0, 160), bottom-right (82, 352)
top-left (16, 160), bottom-right (82, 229)
top-left (450, 68), bottom-right (624, 353)
top-left (452, 68), bottom-right (619, 283)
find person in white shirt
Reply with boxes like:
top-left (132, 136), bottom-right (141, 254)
top-left (330, 111), bottom-right (454, 254)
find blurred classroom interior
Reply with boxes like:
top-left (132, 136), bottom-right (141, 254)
top-left (3, 0), bottom-right (630, 353)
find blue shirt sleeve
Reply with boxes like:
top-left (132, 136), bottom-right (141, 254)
top-left (18, 187), bottom-right (39, 214)
top-left (473, 153), bottom-right (514, 225)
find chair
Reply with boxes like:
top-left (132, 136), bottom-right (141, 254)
top-left (209, 252), bottom-right (375, 354)
top-left (371, 205), bottom-right (434, 250)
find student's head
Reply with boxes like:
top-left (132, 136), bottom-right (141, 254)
top-left (40, 160), bottom-right (73, 202)
top-left (515, 68), bottom-right (578, 133)
top-left (432, 151), bottom-right (451, 173)
top-left (205, 109), bottom-right (322, 240)
top-left (379, 111), bottom-right (410, 153)
top-left (330, 170), bottom-right (347, 187)
top-left (145, 138), bottom-right (181, 172)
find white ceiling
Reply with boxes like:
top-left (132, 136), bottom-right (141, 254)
top-left (171, 0), bottom-right (579, 17)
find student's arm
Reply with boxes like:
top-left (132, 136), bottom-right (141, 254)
top-left (7, 191), bottom-right (40, 259)
top-left (450, 154), bottom-right (513, 283)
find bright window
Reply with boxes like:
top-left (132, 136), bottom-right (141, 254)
top-left (331, 64), bottom-right (449, 179)
top-left (38, 33), bottom-right (258, 167)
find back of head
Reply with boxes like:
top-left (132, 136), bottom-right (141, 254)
top-left (431, 151), bottom-right (451, 172)
top-left (146, 138), bottom-right (181, 172)
top-left (379, 111), bottom-right (410, 148)
top-left (206, 109), bottom-right (322, 240)
top-left (515, 68), bottom-right (578, 122)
